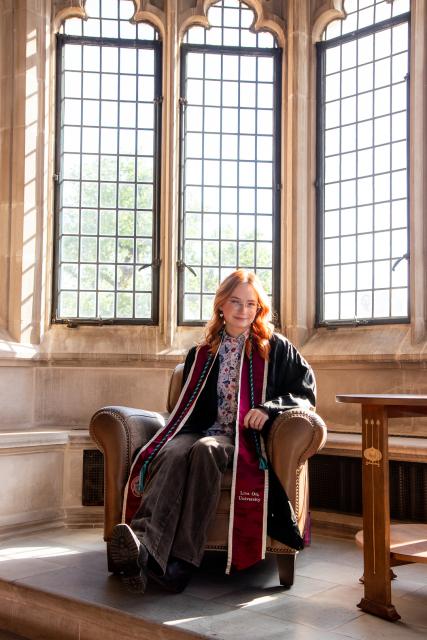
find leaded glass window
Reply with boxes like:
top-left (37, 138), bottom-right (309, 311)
top-left (317, 0), bottom-right (410, 324)
top-left (179, 0), bottom-right (281, 323)
top-left (54, 0), bottom-right (161, 323)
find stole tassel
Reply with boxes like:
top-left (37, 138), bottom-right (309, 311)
top-left (258, 456), bottom-right (268, 470)
top-left (138, 460), bottom-right (149, 493)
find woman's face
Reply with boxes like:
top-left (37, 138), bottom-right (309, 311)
top-left (220, 282), bottom-right (259, 337)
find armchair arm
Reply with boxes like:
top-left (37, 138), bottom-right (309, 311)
top-left (89, 406), bottom-right (165, 540)
top-left (265, 408), bottom-right (327, 532)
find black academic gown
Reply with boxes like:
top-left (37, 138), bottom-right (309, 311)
top-left (181, 332), bottom-right (316, 434)
top-left (179, 331), bottom-right (317, 549)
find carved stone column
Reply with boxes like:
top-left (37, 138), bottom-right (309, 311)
top-left (282, 0), bottom-right (313, 347)
top-left (410, 0), bottom-right (427, 343)
top-left (2, 0), bottom-right (52, 344)
top-left (0, 0), bottom-right (14, 331)
top-left (157, 0), bottom-right (179, 345)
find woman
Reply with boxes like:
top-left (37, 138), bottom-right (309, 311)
top-left (110, 269), bottom-right (316, 594)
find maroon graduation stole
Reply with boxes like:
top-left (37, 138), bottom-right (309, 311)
top-left (122, 335), bottom-right (269, 573)
top-left (227, 338), bottom-right (269, 571)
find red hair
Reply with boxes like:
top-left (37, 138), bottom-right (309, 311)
top-left (202, 269), bottom-right (274, 360)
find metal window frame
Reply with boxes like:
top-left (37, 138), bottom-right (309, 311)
top-left (52, 33), bottom-right (162, 326)
top-left (315, 11), bottom-right (411, 328)
top-left (177, 42), bottom-right (282, 326)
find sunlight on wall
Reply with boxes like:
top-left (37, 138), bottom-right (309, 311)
top-left (21, 28), bottom-right (39, 342)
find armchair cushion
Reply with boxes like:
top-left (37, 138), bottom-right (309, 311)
top-left (90, 406), bottom-right (164, 539)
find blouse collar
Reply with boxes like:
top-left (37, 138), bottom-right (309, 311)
top-left (223, 328), bottom-right (250, 345)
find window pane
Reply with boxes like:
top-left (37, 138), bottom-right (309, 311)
top-left (180, 0), bottom-right (279, 322)
top-left (318, 7), bottom-right (409, 323)
top-left (56, 22), bottom-right (160, 322)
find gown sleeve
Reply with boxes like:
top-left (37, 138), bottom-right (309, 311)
top-left (257, 334), bottom-right (316, 420)
top-left (182, 346), bottom-right (197, 387)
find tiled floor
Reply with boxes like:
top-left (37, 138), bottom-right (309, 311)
top-left (1, 527), bottom-right (427, 639)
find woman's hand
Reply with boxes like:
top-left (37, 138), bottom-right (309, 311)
top-left (243, 408), bottom-right (269, 431)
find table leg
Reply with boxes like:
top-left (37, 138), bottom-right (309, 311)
top-left (358, 405), bottom-right (400, 621)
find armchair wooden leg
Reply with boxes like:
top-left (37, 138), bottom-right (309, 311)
top-left (277, 554), bottom-right (295, 588)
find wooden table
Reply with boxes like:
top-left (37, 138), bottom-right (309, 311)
top-left (335, 394), bottom-right (427, 621)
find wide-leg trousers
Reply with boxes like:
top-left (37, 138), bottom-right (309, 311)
top-left (130, 433), bottom-right (234, 573)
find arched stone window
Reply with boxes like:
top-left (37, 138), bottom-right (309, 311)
top-left (316, 0), bottom-right (410, 325)
top-left (178, 0), bottom-right (282, 323)
top-left (54, 0), bottom-right (162, 323)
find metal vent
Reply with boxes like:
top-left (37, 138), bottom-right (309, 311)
top-left (82, 449), bottom-right (427, 521)
top-left (309, 455), bottom-right (362, 515)
top-left (82, 449), bottom-right (104, 506)
top-left (309, 455), bottom-right (427, 522)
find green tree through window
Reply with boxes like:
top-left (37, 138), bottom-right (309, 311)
top-left (179, 0), bottom-right (281, 323)
top-left (55, 0), bottom-right (161, 322)
top-left (317, 0), bottom-right (410, 324)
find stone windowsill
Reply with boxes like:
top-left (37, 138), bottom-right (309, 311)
top-left (1, 324), bottom-right (427, 367)
top-left (1, 429), bottom-right (426, 463)
top-left (303, 324), bottom-right (427, 365)
top-left (0, 429), bottom-right (94, 450)
top-left (320, 431), bottom-right (427, 462)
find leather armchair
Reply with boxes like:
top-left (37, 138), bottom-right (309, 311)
top-left (89, 363), bottom-right (327, 587)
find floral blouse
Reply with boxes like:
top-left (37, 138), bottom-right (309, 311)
top-left (206, 330), bottom-right (248, 437)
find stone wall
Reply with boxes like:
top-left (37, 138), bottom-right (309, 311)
top-left (0, 0), bottom-right (426, 535)
top-left (0, 0), bottom-right (424, 432)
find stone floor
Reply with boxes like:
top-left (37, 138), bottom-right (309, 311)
top-left (1, 527), bottom-right (427, 639)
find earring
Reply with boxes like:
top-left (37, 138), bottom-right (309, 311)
top-left (219, 311), bottom-right (223, 318)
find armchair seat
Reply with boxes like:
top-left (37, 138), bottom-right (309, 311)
top-left (89, 363), bottom-right (327, 587)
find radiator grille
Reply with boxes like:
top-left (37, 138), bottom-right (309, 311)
top-left (82, 448), bottom-right (427, 521)
top-left (82, 449), bottom-right (104, 506)
top-left (309, 455), bottom-right (427, 521)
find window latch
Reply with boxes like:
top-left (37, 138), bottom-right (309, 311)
top-left (177, 260), bottom-right (197, 277)
top-left (392, 252), bottom-right (409, 272)
top-left (138, 258), bottom-right (161, 271)
top-left (65, 317), bottom-right (114, 328)
top-left (324, 318), bottom-right (369, 329)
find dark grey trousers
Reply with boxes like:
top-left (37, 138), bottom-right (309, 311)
top-left (130, 433), bottom-right (234, 573)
